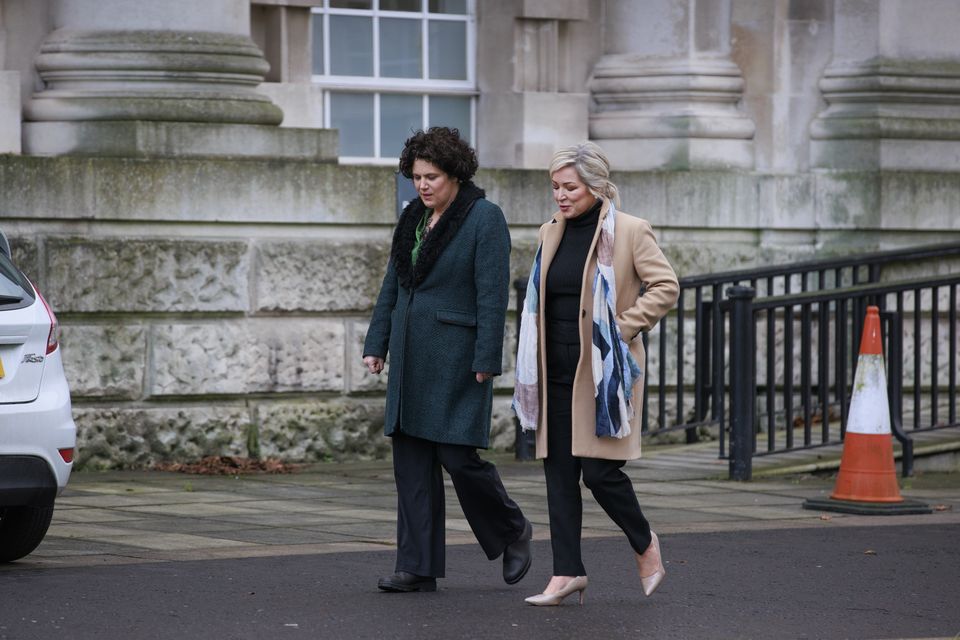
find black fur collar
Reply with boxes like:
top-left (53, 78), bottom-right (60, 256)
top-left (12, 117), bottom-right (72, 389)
top-left (392, 181), bottom-right (485, 289)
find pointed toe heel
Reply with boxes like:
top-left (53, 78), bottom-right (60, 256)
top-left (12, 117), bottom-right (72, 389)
top-left (641, 568), bottom-right (665, 597)
top-left (524, 576), bottom-right (588, 606)
top-left (637, 531), bottom-right (666, 597)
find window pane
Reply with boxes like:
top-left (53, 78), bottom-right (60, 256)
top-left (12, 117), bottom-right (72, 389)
top-left (331, 92), bottom-right (375, 157)
top-left (428, 20), bottom-right (466, 80)
top-left (0, 254), bottom-right (33, 304)
top-left (330, 0), bottom-right (372, 8)
top-left (381, 94), bottom-right (423, 158)
top-left (429, 96), bottom-right (470, 144)
top-left (380, 18), bottom-right (421, 78)
top-left (311, 15), bottom-right (324, 74)
top-left (380, 0), bottom-right (420, 11)
top-left (330, 16), bottom-right (373, 76)
top-left (429, 0), bottom-right (466, 14)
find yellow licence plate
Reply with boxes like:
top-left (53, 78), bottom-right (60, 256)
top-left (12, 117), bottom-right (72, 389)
top-left (0, 355), bottom-right (4, 379)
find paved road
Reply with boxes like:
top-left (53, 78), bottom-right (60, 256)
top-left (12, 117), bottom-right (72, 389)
top-left (3, 524), bottom-right (957, 640)
top-left (4, 443), bottom-right (959, 639)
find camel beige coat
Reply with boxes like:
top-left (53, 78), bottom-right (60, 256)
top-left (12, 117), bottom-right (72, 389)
top-left (534, 198), bottom-right (679, 460)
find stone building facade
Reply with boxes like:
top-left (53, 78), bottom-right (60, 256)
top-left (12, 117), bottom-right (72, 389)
top-left (0, 0), bottom-right (957, 468)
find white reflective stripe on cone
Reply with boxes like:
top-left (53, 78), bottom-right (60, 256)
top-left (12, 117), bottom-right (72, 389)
top-left (846, 354), bottom-right (891, 435)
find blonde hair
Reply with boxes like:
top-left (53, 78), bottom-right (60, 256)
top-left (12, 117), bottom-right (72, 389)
top-left (549, 141), bottom-right (620, 207)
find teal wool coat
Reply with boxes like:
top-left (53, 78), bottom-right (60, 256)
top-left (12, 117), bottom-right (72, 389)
top-left (363, 183), bottom-right (510, 448)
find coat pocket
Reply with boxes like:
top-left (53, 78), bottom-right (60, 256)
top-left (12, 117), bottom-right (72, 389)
top-left (436, 309), bottom-right (477, 327)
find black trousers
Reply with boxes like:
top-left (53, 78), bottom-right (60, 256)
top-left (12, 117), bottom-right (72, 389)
top-left (544, 326), bottom-right (652, 577)
top-left (392, 432), bottom-right (527, 578)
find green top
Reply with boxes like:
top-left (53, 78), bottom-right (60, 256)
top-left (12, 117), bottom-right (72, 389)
top-left (411, 209), bottom-right (433, 264)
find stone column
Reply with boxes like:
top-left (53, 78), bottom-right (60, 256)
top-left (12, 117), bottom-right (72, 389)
top-left (588, 0), bottom-right (755, 170)
top-left (810, 0), bottom-right (960, 170)
top-left (22, 0), bottom-right (335, 159)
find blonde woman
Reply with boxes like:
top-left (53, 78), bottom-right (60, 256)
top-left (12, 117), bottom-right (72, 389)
top-left (514, 142), bottom-right (679, 605)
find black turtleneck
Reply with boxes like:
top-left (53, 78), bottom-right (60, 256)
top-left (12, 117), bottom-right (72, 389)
top-left (545, 199), bottom-right (602, 337)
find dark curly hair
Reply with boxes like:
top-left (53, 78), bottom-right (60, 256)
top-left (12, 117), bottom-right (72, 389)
top-left (398, 127), bottom-right (478, 182)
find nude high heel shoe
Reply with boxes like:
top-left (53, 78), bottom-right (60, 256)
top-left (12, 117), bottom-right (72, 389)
top-left (524, 576), bottom-right (588, 606)
top-left (637, 531), bottom-right (666, 597)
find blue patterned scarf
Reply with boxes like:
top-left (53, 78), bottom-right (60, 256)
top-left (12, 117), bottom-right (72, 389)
top-left (512, 201), bottom-right (642, 439)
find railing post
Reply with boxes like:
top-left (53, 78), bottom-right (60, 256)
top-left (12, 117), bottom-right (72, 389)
top-left (694, 295), bottom-right (711, 425)
top-left (727, 285), bottom-right (756, 481)
top-left (883, 310), bottom-right (913, 477)
top-left (712, 283), bottom-right (726, 455)
top-left (513, 277), bottom-right (535, 460)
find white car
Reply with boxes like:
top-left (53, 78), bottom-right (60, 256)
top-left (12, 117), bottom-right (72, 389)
top-left (0, 230), bottom-right (76, 562)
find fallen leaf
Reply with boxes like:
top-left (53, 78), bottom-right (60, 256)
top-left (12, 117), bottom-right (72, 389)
top-left (864, 549), bottom-right (877, 555)
top-left (819, 515), bottom-right (832, 521)
top-left (152, 456), bottom-right (303, 475)
top-left (793, 406), bottom-right (841, 428)
top-left (934, 504), bottom-right (952, 512)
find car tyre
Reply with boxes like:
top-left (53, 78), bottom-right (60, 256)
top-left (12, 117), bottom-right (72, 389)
top-left (0, 504), bottom-right (54, 562)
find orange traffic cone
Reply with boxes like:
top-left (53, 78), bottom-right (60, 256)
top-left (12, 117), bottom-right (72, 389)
top-left (831, 306), bottom-right (902, 503)
top-left (803, 306), bottom-right (930, 515)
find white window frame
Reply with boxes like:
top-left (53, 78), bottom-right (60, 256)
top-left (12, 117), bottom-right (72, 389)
top-left (311, 0), bottom-right (477, 164)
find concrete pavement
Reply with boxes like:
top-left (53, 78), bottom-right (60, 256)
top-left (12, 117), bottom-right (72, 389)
top-left (17, 433), bottom-right (960, 569)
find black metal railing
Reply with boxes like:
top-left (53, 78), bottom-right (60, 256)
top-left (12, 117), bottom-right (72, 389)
top-left (648, 242), bottom-right (960, 445)
top-left (725, 275), bottom-right (960, 480)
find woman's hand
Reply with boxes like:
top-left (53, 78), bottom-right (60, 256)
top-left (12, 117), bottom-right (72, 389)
top-left (363, 356), bottom-right (385, 375)
top-left (475, 372), bottom-right (493, 383)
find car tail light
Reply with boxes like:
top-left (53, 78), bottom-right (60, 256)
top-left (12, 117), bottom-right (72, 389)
top-left (35, 288), bottom-right (60, 355)
top-left (59, 448), bottom-right (74, 463)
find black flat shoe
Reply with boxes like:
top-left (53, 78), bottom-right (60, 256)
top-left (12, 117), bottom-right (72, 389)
top-left (502, 519), bottom-right (533, 585)
top-left (377, 571), bottom-right (437, 592)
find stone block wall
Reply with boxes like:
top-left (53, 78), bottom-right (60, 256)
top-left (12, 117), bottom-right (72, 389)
top-left (43, 234), bottom-right (399, 467)
top-left (2, 156), bottom-right (958, 468)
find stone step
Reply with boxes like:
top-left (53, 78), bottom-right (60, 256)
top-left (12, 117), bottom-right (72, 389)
top-left (634, 425), bottom-right (960, 480)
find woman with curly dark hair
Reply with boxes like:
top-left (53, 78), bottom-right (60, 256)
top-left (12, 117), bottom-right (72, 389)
top-left (362, 127), bottom-right (533, 593)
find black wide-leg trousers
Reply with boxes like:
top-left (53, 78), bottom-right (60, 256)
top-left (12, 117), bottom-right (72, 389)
top-left (391, 432), bottom-right (527, 578)
top-left (544, 327), bottom-right (652, 577)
